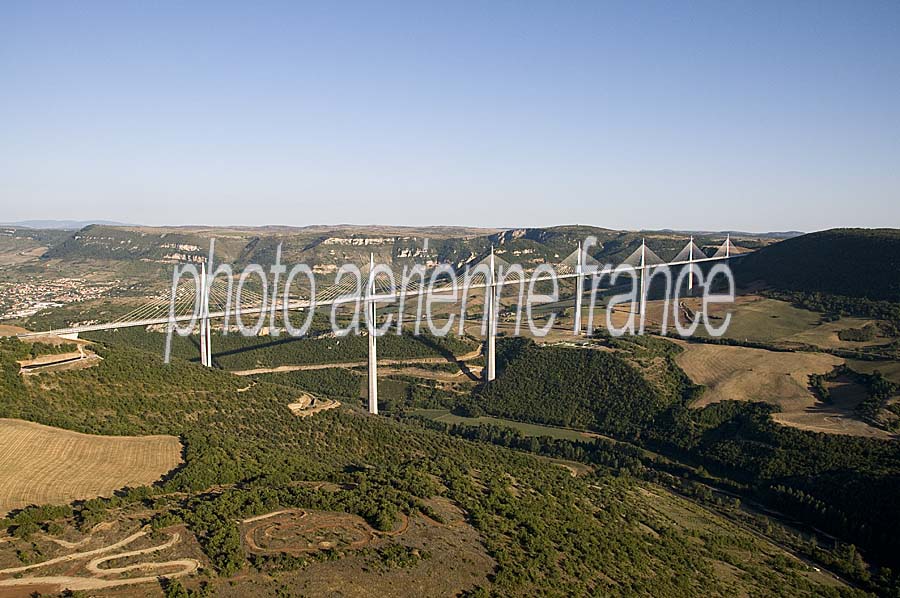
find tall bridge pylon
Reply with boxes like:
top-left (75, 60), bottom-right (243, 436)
top-left (486, 247), bottom-right (498, 382)
top-left (621, 239), bottom-right (661, 316)
top-left (713, 234), bottom-right (732, 258)
top-left (574, 241), bottom-right (584, 335)
top-left (640, 239), bottom-right (647, 316)
top-left (367, 253), bottom-right (379, 414)
top-left (195, 263), bottom-right (213, 367)
top-left (672, 236), bottom-right (705, 292)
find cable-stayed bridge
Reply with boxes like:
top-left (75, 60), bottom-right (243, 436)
top-left (16, 236), bottom-right (745, 414)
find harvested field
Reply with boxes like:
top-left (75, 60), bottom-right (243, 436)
top-left (683, 294), bottom-right (896, 352)
top-left (597, 295), bottom-right (829, 344)
top-left (0, 419), bottom-right (182, 515)
top-left (783, 317), bottom-right (888, 350)
top-left (773, 375), bottom-right (884, 436)
top-left (675, 342), bottom-right (841, 407)
top-left (674, 342), bottom-right (891, 438)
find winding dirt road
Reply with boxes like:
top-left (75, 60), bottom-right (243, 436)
top-left (0, 527), bottom-right (199, 593)
top-left (231, 348), bottom-right (484, 376)
top-left (0, 528), bottom-right (149, 575)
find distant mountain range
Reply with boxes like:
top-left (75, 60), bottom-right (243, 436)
top-left (653, 229), bottom-right (805, 239)
top-left (37, 223), bottom-right (762, 273)
top-left (1, 220), bottom-right (132, 230)
top-left (3, 222), bottom-right (897, 307)
top-left (2, 220), bottom-right (808, 238)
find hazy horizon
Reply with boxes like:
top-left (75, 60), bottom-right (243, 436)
top-left (1, 217), bottom-right (817, 236)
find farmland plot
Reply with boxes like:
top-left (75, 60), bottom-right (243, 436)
top-left (0, 419), bottom-right (181, 514)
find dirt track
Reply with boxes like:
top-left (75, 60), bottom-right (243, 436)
top-left (0, 528), bottom-right (149, 575)
top-left (231, 348), bottom-right (484, 376)
top-left (243, 509), bottom-right (374, 555)
top-left (376, 365), bottom-right (483, 381)
top-left (0, 527), bottom-right (199, 593)
top-left (0, 563), bottom-right (198, 592)
top-left (85, 532), bottom-right (181, 574)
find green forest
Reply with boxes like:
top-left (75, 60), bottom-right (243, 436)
top-left (454, 336), bottom-right (900, 594)
top-left (461, 340), bottom-right (671, 434)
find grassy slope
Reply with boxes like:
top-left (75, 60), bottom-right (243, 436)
top-left (465, 336), bottom-right (900, 582)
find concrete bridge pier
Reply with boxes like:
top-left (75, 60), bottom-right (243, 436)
top-left (485, 248), bottom-right (497, 382)
top-left (638, 239), bottom-right (647, 317)
top-left (203, 287), bottom-right (211, 367)
top-left (574, 241), bottom-right (584, 335)
top-left (367, 299), bottom-right (378, 414)
top-left (367, 254), bottom-right (378, 414)
top-left (199, 263), bottom-right (212, 367)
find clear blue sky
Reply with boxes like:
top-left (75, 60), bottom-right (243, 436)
top-left (2, 1), bottom-right (898, 232)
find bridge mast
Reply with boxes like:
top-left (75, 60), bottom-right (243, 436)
top-left (367, 253), bottom-right (378, 414)
top-left (688, 235), bottom-right (694, 292)
top-left (574, 241), bottom-right (583, 335)
top-left (486, 247), bottom-right (497, 381)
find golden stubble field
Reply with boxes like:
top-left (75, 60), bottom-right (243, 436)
top-left (0, 419), bottom-right (182, 515)
top-left (673, 341), bottom-right (892, 438)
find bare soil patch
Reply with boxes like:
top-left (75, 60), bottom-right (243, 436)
top-left (287, 394), bottom-right (341, 418)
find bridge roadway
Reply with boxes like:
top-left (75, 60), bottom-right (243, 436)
top-left (16, 254), bottom-right (743, 339)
